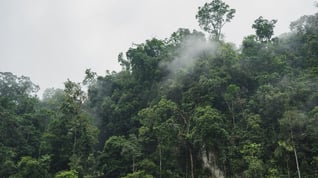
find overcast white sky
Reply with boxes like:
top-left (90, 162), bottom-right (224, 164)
top-left (0, 0), bottom-right (317, 96)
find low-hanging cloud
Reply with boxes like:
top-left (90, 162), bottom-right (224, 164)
top-left (167, 36), bottom-right (218, 75)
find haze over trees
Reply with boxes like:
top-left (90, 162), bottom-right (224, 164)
top-left (1, 0), bottom-right (318, 177)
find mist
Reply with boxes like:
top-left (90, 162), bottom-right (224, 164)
top-left (165, 35), bottom-right (218, 80)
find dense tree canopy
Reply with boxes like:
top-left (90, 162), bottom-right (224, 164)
top-left (1, 2), bottom-right (318, 178)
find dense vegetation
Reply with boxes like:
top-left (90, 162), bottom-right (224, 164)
top-left (1, 1), bottom-right (318, 177)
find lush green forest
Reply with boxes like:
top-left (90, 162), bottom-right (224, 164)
top-left (1, 1), bottom-right (318, 177)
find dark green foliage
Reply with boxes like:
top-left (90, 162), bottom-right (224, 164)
top-left (0, 72), bottom-right (44, 177)
top-left (41, 81), bottom-right (98, 176)
top-left (121, 170), bottom-right (153, 178)
top-left (252, 16), bottom-right (277, 42)
top-left (85, 10), bottom-right (318, 175)
top-left (196, 0), bottom-right (235, 40)
top-left (55, 170), bottom-right (78, 178)
top-left (1, 5), bottom-right (318, 178)
top-left (15, 156), bottom-right (48, 178)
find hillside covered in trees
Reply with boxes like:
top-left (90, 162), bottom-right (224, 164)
top-left (1, 1), bottom-right (318, 177)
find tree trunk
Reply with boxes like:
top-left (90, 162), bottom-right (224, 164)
top-left (231, 102), bottom-right (235, 128)
top-left (132, 156), bottom-right (135, 173)
top-left (291, 130), bottom-right (301, 178)
top-left (287, 157), bottom-right (290, 178)
top-left (159, 143), bottom-right (162, 178)
top-left (186, 152), bottom-right (189, 178)
top-left (294, 147), bottom-right (301, 178)
top-left (225, 100), bottom-right (235, 129)
top-left (73, 127), bottom-right (77, 154)
top-left (189, 147), bottom-right (194, 178)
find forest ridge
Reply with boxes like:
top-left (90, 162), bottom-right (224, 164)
top-left (1, 0), bottom-right (318, 177)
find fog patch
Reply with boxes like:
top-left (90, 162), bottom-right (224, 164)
top-left (167, 36), bottom-right (218, 77)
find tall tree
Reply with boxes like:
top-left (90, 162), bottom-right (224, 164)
top-left (196, 0), bottom-right (235, 40)
top-left (279, 110), bottom-right (306, 178)
top-left (41, 80), bottom-right (98, 176)
top-left (252, 16), bottom-right (277, 43)
top-left (138, 98), bottom-right (180, 178)
top-left (0, 72), bottom-right (41, 177)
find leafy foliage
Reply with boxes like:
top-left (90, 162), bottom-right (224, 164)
top-left (1, 3), bottom-right (318, 178)
top-left (196, 0), bottom-right (235, 40)
top-left (252, 16), bottom-right (277, 42)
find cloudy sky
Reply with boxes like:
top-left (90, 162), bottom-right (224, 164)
top-left (0, 0), bottom-right (317, 96)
